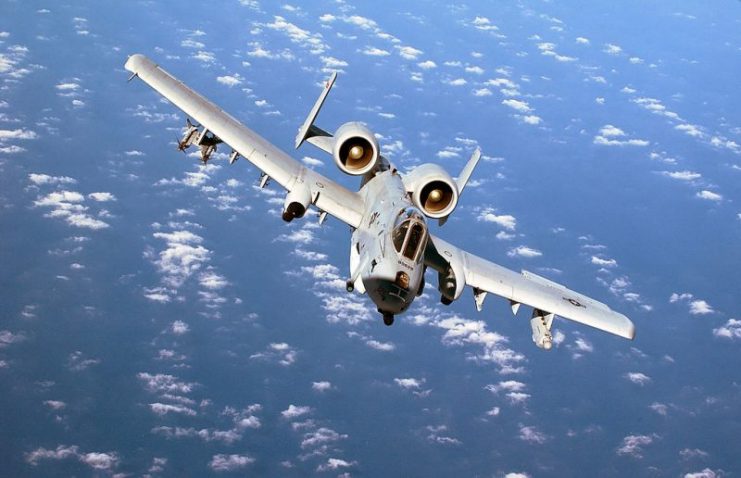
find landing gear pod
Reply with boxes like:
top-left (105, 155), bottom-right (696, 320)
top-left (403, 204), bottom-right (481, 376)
top-left (282, 186), bottom-right (312, 222)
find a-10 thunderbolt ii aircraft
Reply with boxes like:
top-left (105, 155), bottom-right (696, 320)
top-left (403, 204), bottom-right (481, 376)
top-left (125, 54), bottom-right (635, 350)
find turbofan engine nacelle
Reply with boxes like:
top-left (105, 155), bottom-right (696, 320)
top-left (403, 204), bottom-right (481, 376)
top-left (332, 122), bottom-right (380, 176)
top-left (403, 163), bottom-right (459, 219)
top-left (282, 185), bottom-right (312, 222)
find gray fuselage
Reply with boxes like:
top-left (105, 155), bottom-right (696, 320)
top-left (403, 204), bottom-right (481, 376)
top-left (350, 170), bottom-right (428, 316)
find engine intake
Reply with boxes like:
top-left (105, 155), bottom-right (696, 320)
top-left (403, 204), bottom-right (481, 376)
top-left (402, 164), bottom-right (459, 219)
top-left (333, 122), bottom-right (379, 176)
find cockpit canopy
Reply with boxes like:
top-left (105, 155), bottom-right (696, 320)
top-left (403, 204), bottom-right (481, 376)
top-left (392, 208), bottom-right (428, 262)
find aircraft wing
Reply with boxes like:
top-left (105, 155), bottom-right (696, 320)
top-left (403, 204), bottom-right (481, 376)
top-left (425, 234), bottom-right (635, 340)
top-left (124, 54), bottom-right (365, 228)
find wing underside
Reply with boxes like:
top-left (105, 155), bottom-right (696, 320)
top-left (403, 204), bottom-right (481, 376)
top-left (124, 54), bottom-right (365, 228)
top-left (426, 234), bottom-right (635, 340)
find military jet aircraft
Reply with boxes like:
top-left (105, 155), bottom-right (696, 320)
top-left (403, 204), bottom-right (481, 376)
top-left (125, 54), bottom-right (635, 350)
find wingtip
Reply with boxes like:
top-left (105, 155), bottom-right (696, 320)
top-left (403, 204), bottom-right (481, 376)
top-left (124, 53), bottom-right (152, 74)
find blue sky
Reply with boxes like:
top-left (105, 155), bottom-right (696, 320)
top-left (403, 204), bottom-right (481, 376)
top-left (1, 1), bottom-right (740, 476)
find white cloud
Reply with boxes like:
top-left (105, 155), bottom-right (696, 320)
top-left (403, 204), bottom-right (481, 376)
top-left (88, 192), bottom-right (116, 202)
top-left (507, 246), bottom-right (542, 258)
top-left (436, 149), bottom-right (460, 159)
top-left (250, 342), bottom-right (297, 366)
top-left (209, 454), bottom-right (255, 472)
top-left (362, 47), bottom-right (390, 56)
top-left (55, 82), bottom-right (80, 92)
top-left (684, 469), bottom-right (722, 478)
top-left (344, 15), bottom-right (379, 31)
top-left (486, 380), bottom-right (526, 394)
top-left (44, 400), bottom-right (66, 410)
top-left (661, 170), bottom-right (701, 181)
top-left (477, 210), bottom-right (516, 230)
top-left (472, 88), bottom-right (492, 97)
top-left (264, 16), bottom-right (327, 55)
top-left (394, 377), bottom-right (424, 390)
top-left (519, 425), bottom-right (547, 444)
top-left (670, 292), bottom-right (693, 303)
top-left (396, 45), bottom-right (423, 60)
top-left (171, 320), bottom-right (190, 335)
top-left (604, 43), bottom-right (623, 55)
top-left (617, 434), bottom-right (655, 458)
top-left (0, 145), bottom-right (27, 153)
top-left (599, 125), bottom-right (625, 137)
top-left (301, 427), bottom-right (348, 449)
top-left (471, 16), bottom-right (499, 31)
top-left (138, 372), bottom-right (196, 396)
top-left (649, 402), bottom-right (668, 416)
top-left (412, 309), bottom-right (525, 374)
top-left (418, 60), bottom-right (437, 69)
top-left (25, 445), bottom-right (80, 465)
top-left (246, 43), bottom-right (295, 61)
top-left (199, 271), bottom-right (228, 290)
top-left (465, 65), bottom-right (484, 74)
top-left (149, 402), bottom-right (196, 416)
top-left (216, 75), bottom-right (242, 87)
top-left (281, 404), bottom-right (312, 420)
top-left (152, 230), bottom-right (210, 288)
top-left (0, 128), bottom-right (38, 140)
top-left (366, 339), bottom-right (395, 351)
top-left (25, 446), bottom-right (119, 470)
top-left (591, 256), bottom-right (617, 267)
top-left (301, 156), bottom-right (324, 167)
top-left (675, 123), bottom-right (703, 138)
top-left (486, 407), bottom-right (501, 417)
top-left (181, 39), bottom-right (205, 49)
top-left (33, 190), bottom-right (110, 230)
top-left (276, 226), bottom-right (315, 244)
top-left (576, 37), bottom-right (590, 45)
top-left (80, 452), bottom-right (120, 470)
top-left (696, 190), bottom-right (722, 202)
top-left (321, 56), bottom-right (347, 69)
top-left (317, 458), bottom-right (356, 472)
top-left (689, 300), bottom-right (713, 315)
top-left (713, 318), bottom-right (741, 340)
top-left (573, 338), bottom-right (593, 353)
top-left (192, 51), bottom-right (216, 63)
top-left (593, 125), bottom-right (649, 146)
top-left (28, 173), bottom-right (76, 185)
top-left (312, 381), bottom-right (332, 392)
top-left (502, 99), bottom-right (531, 113)
top-left (624, 372), bottom-right (651, 386)
top-left (445, 78), bottom-right (467, 86)
top-left (521, 115), bottom-right (542, 125)
top-left (0, 330), bottom-right (25, 348)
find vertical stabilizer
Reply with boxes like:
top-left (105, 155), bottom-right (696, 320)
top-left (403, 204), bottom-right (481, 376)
top-left (295, 72), bottom-right (337, 149)
top-left (456, 147), bottom-right (481, 193)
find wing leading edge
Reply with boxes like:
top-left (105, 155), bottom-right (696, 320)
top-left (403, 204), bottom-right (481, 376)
top-left (426, 234), bottom-right (635, 340)
top-left (124, 54), bottom-right (364, 228)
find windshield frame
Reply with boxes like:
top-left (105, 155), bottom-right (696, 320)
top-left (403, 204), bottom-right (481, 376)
top-left (392, 208), bottom-right (428, 262)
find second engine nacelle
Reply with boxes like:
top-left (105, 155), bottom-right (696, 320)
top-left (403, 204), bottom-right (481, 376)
top-left (332, 122), bottom-right (380, 176)
top-left (402, 163), bottom-right (459, 219)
